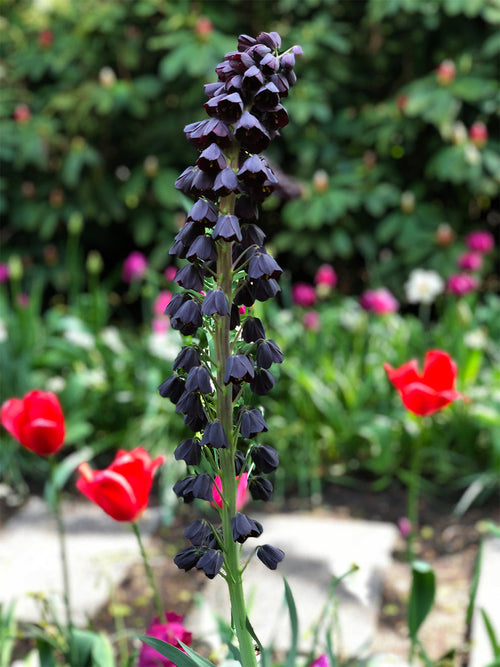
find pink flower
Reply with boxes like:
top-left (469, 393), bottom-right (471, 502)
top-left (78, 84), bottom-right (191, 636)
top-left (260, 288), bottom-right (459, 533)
top-left (435, 59), bottom-right (456, 85)
top-left (314, 263), bottom-right (337, 288)
top-left (122, 251), bottom-right (148, 282)
top-left (359, 288), bottom-right (398, 314)
top-left (292, 282), bottom-right (317, 307)
top-left (397, 517), bottom-right (412, 539)
top-left (466, 231), bottom-right (495, 254)
top-left (152, 317), bottom-right (170, 334)
top-left (212, 473), bottom-right (249, 511)
top-left (164, 266), bottom-right (177, 282)
top-left (447, 273), bottom-right (479, 296)
top-left (238, 305), bottom-right (246, 315)
top-left (303, 310), bottom-right (321, 331)
top-left (154, 291), bottom-right (173, 316)
top-left (0, 263), bottom-right (9, 282)
top-left (13, 104), bottom-right (31, 123)
top-left (468, 121), bottom-right (488, 148)
top-left (138, 612), bottom-right (192, 667)
top-left (310, 655), bottom-right (331, 667)
top-left (457, 251), bottom-right (482, 272)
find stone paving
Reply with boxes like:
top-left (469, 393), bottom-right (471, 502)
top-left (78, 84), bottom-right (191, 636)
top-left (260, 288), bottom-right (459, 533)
top-left (186, 513), bottom-right (398, 660)
top-left (0, 497), bottom-right (159, 625)
top-left (1, 498), bottom-right (497, 666)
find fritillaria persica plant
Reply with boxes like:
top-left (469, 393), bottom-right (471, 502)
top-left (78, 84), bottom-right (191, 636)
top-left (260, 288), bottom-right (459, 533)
top-left (157, 30), bottom-right (302, 666)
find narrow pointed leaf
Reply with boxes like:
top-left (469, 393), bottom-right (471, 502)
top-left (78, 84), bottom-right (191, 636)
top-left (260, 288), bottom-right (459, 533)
top-left (408, 560), bottom-right (436, 639)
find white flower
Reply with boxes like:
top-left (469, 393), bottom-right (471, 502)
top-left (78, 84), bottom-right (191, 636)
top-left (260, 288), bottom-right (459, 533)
top-left (64, 328), bottom-right (95, 350)
top-left (464, 328), bottom-right (488, 350)
top-left (46, 376), bottom-right (66, 393)
top-left (405, 269), bottom-right (444, 304)
top-left (147, 329), bottom-right (182, 361)
top-left (0, 319), bottom-right (7, 343)
top-left (80, 368), bottom-right (107, 388)
top-left (100, 326), bottom-right (126, 354)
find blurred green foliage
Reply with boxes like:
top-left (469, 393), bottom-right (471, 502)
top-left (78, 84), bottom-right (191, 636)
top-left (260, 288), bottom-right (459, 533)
top-left (1, 0), bottom-right (499, 504)
top-left (1, 0), bottom-right (498, 292)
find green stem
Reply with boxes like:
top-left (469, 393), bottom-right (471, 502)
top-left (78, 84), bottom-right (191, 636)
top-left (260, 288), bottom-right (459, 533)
top-left (406, 433), bottom-right (422, 563)
top-left (132, 522), bottom-right (164, 619)
top-left (49, 458), bottom-right (74, 638)
top-left (212, 185), bottom-right (257, 667)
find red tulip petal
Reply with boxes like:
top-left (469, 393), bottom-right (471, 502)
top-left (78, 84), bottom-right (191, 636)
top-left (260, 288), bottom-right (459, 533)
top-left (110, 447), bottom-right (164, 512)
top-left (20, 418), bottom-right (65, 456)
top-left (24, 390), bottom-right (65, 425)
top-left (421, 350), bottom-right (457, 392)
top-left (400, 382), bottom-right (452, 416)
top-left (1, 398), bottom-right (26, 441)
top-left (77, 469), bottom-right (139, 521)
top-left (384, 360), bottom-right (420, 391)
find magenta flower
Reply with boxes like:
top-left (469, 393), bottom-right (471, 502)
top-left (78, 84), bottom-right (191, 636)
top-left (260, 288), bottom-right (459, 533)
top-left (466, 231), bottom-right (494, 254)
top-left (314, 263), bottom-right (337, 288)
top-left (164, 266), bottom-right (177, 282)
top-left (397, 517), bottom-right (412, 539)
top-left (154, 291), bottom-right (173, 316)
top-left (292, 282), bottom-right (317, 307)
top-left (310, 655), bottom-right (331, 667)
top-left (212, 473), bottom-right (249, 511)
top-left (138, 612), bottom-right (192, 667)
top-left (359, 288), bottom-right (398, 314)
top-left (457, 251), bottom-right (482, 272)
top-left (0, 263), bottom-right (9, 283)
top-left (303, 310), bottom-right (321, 331)
top-left (122, 251), bottom-right (148, 283)
top-left (447, 273), bottom-right (479, 295)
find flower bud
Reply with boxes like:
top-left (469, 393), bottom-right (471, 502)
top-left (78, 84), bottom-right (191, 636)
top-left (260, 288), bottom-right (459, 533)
top-left (436, 59), bottom-right (456, 85)
top-left (86, 250), bottom-right (103, 274)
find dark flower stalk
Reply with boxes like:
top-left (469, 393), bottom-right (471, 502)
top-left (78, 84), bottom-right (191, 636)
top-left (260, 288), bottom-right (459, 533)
top-left (160, 30), bottom-right (302, 666)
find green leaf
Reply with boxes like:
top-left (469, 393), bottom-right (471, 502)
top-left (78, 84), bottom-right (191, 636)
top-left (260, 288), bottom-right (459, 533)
top-left (466, 540), bottom-right (483, 626)
top-left (139, 637), bottom-right (216, 667)
top-left (481, 608), bottom-right (500, 658)
top-left (408, 560), bottom-right (436, 639)
top-left (283, 577), bottom-right (299, 667)
top-left (36, 639), bottom-right (57, 667)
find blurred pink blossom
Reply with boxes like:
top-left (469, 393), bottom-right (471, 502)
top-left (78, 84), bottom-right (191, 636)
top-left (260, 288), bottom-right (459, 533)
top-left (238, 305), bottom-right (246, 315)
top-left (397, 517), bottom-right (412, 539)
top-left (212, 473), bottom-right (249, 511)
top-left (164, 265), bottom-right (177, 282)
top-left (457, 251), bottom-right (482, 272)
top-left (359, 288), bottom-right (398, 314)
top-left (303, 310), bottom-right (321, 331)
top-left (154, 290), bottom-right (173, 316)
top-left (0, 263), bottom-right (9, 283)
top-left (292, 282), bottom-right (317, 307)
top-left (137, 612), bottom-right (192, 667)
top-left (447, 273), bottom-right (479, 295)
top-left (310, 655), bottom-right (331, 667)
top-left (122, 251), bottom-right (148, 282)
top-left (314, 263), bottom-right (337, 288)
top-left (16, 293), bottom-right (29, 308)
top-left (466, 231), bottom-right (494, 254)
top-left (152, 317), bottom-right (170, 334)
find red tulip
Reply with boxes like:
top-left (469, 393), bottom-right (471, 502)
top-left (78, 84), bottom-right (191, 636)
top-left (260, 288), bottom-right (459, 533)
top-left (384, 350), bottom-right (466, 417)
top-left (76, 447), bottom-right (165, 522)
top-left (1, 390), bottom-right (65, 456)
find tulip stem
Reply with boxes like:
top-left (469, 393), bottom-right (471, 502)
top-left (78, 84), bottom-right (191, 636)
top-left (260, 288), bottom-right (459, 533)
top-left (132, 522), bottom-right (164, 620)
top-left (48, 458), bottom-right (74, 645)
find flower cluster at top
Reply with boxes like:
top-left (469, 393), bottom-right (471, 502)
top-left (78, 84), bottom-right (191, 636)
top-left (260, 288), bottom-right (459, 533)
top-left (159, 31), bottom-right (302, 581)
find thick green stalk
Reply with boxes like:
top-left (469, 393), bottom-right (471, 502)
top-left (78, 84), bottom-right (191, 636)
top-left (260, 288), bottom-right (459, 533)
top-left (213, 193), bottom-right (258, 667)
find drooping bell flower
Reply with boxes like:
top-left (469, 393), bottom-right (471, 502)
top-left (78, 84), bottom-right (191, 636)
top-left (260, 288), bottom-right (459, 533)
top-left (76, 447), bottom-right (164, 521)
top-left (384, 350), bottom-right (466, 417)
top-left (138, 612), bottom-right (193, 667)
top-left (1, 390), bottom-right (65, 456)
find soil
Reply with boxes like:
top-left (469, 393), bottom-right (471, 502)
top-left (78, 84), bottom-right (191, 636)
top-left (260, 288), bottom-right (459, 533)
top-left (6, 482), bottom-right (499, 665)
